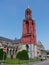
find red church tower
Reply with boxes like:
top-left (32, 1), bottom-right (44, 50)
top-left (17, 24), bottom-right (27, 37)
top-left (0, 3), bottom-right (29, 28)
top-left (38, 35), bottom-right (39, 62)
top-left (21, 7), bottom-right (36, 45)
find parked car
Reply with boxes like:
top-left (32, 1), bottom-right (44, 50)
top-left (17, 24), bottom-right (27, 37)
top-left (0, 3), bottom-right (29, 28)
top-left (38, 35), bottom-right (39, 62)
top-left (40, 56), bottom-right (46, 61)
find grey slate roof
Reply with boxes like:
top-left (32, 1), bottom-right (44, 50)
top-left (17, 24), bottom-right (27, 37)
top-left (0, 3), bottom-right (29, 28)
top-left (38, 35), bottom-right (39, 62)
top-left (0, 36), bottom-right (21, 44)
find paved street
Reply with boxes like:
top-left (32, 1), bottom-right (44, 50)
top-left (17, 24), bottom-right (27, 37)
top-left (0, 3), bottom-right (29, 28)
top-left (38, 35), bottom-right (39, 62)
top-left (0, 63), bottom-right (8, 65)
top-left (22, 59), bottom-right (49, 65)
top-left (33, 59), bottom-right (49, 65)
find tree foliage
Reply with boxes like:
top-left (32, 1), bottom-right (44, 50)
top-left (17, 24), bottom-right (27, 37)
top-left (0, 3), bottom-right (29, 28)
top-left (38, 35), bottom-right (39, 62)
top-left (0, 49), bottom-right (3, 60)
top-left (0, 49), bottom-right (7, 60)
top-left (3, 52), bottom-right (7, 60)
top-left (16, 50), bottom-right (29, 60)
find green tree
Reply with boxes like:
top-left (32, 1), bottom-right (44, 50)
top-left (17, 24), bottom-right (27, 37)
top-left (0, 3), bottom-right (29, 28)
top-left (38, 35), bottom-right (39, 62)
top-left (0, 49), bottom-right (3, 60)
top-left (16, 50), bottom-right (29, 60)
top-left (3, 52), bottom-right (7, 60)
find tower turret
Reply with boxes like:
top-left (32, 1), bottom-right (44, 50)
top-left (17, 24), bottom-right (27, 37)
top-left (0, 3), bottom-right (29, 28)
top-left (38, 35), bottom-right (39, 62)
top-left (25, 6), bottom-right (32, 20)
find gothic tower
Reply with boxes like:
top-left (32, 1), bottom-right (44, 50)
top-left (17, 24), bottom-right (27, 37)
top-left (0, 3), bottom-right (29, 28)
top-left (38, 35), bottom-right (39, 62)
top-left (21, 6), bottom-right (37, 58)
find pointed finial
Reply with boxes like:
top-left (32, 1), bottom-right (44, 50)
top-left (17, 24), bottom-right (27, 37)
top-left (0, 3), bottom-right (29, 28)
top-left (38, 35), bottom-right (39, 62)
top-left (27, 5), bottom-right (30, 8)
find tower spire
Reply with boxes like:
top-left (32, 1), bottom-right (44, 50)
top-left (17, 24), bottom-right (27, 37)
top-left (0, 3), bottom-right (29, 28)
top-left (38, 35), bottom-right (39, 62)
top-left (27, 5), bottom-right (30, 9)
top-left (25, 5), bottom-right (32, 19)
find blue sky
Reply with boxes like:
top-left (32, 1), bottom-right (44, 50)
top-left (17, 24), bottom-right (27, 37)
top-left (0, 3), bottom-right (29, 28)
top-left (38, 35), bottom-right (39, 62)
top-left (0, 0), bottom-right (49, 50)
